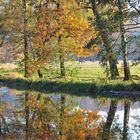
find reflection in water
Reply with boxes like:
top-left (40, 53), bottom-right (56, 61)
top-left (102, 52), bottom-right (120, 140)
top-left (59, 95), bottom-right (66, 137)
top-left (123, 101), bottom-right (131, 140)
top-left (0, 101), bottom-right (10, 134)
top-left (25, 92), bottom-right (29, 140)
top-left (102, 100), bottom-right (118, 140)
top-left (0, 89), bottom-right (140, 140)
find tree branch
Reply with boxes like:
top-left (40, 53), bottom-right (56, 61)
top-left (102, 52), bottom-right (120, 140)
top-left (127, 0), bottom-right (140, 13)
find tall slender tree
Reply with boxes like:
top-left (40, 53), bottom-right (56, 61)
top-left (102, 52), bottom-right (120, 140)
top-left (22, 0), bottom-right (30, 78)
top-left (90, 0), bottom-right (119, 79)
top-left (77, 0), bottom-right (120, 79)
top-left (117, 0), bottom-right (131, 80)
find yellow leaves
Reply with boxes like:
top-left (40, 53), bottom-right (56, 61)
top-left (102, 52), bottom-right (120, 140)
top-left (113, 6), bottom-right (118, 13)
top-left (59, 110), bottom-right (103, 140)
top-left (61, 0), bottom-right (78, 9)
top-left (62, 13), bottom-right (89, 35)
top-left (75, 48), bottom-right (92, 57)
top-left (27, 0), bottom-right (97, 71)
top-left (12, 92), bottom-right (104, 140)
top-left (92, 46), bottom-right (100, 55)
top-left (55, 6), bottom-right (97, 57)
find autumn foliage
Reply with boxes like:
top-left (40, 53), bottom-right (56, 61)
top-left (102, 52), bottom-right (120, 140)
top-left (24, 94), bottom-right (103, 140)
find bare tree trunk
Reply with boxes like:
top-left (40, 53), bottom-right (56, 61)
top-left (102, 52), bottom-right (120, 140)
top-left (59, 53), bottom-right (65, 77)
top-left (117, 0), bottom-right (131, 80)
top-left (90, 0), bottom-right (119, 79)
top-left (102, 100), bottom-right (118, 140)
top-left (123, 101), bottom-right (131, 140)
top-left (58, 35), bottom-right (65, 77)
top-left (22, 0), bottom-right (30, 78)
top-left (55, 1), bottom-right (65, 78)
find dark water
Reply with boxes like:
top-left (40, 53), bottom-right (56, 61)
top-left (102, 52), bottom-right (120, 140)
top-left (0, 87), bottom-right (140, 140)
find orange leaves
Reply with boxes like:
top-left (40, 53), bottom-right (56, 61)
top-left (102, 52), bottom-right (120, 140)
top-left (54, 1), bottom-right (97, 57)
top-left (15, 93), bottom-right (104, 140)
top-left (59, 110), bottom-right (103, 140)
top-left (74, 45), bottom-right (99, 58)
top-left (22, 0), bottom-right (97, 75)
top-left (75, 47), bottom-right (93, 57)
top-left (92, 46), bottom-right (100, 54)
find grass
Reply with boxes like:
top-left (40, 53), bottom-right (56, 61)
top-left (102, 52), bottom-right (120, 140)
top-left (0, 61), bottom-right (140, 98)
top-left (76, 61), bottom-right (140, 78)
top-left (76, 61), bottom-right (105, 78)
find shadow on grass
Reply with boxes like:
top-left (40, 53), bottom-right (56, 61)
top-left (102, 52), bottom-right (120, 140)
top-left (0, 77), bottom-right (140, 99)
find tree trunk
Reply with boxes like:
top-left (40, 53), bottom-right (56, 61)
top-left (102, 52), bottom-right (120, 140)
top-left (90, 0), bottom-right (119, 79)
top-left (22, 0), bottom-right (30, 78)
top-left (102, 100), bottom-right (118, 140)
top-left (117, 0), bottom-right (131, 80)
top-left (29, 3), bottom-right (44, 79)
top-left (123, 101), bottom-right (131, 140)
top-left (59, 53), bottom-right (65, 77)
top-left (58, 35), bottom-right (65, 77)
top-left (37, 68), bottom-right (43, 78)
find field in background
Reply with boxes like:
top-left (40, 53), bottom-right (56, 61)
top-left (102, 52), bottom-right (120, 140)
top-left (66, 61), bottom-right (140, 79)
top-left (0, 61), bottom-right (139, 94)
top-left (0, 61), bottom-right (140, 79)
top-left (0, 63), bottom-right (17, 70)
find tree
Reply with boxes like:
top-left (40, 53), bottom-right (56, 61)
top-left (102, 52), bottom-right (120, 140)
top-left (22, 0), bottom-right (30, 78)
top-left (127, 0), bottom-right (140, 13)
top-left (1, 0), bottom-right (31, 77)
top-left (117, 0), bottom-right (131, 80)
top-left (77, 0), bottom-right (120, 79)
top-left (30, 0), bottom-right (97, 77)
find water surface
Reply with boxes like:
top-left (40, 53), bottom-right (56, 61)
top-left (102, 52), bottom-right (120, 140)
top-left (0, 88), bottom-right (140, 140)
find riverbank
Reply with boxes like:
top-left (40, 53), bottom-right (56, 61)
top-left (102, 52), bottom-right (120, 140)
top-left (0, 62), bottom-right (140, 98)
top-left (0, 76), bottom-right (140, 98)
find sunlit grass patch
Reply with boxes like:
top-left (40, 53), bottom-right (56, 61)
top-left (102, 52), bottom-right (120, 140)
top-left (0, 63), bottom-right (17, 71)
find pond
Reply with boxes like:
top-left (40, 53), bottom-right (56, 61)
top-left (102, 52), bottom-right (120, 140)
top-left (0, 87), bottom-right (140, 140)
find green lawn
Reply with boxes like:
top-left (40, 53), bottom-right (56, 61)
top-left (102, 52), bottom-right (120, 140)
top-left (64, 61), bottom-right (140, 80)
top-left (0, 61), bottom-right (140, 96)
top-left (0, 61), bottom-right (140, 80)
top-left (76, 61), bottom-right (105, 78)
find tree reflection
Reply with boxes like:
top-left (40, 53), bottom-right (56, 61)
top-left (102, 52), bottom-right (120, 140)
top-left (1, 91), bottom-right (140, 140)
top-left (123, 100), bottom-right (131, 140)
top-left (25, 92), bottom-right (29, 140)
top-left (102, 100), bottom-right (118, 140)
top-left (0, 98), bottom-right (13, 139)
top-left (0, 92), bottom-right (105, 140)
